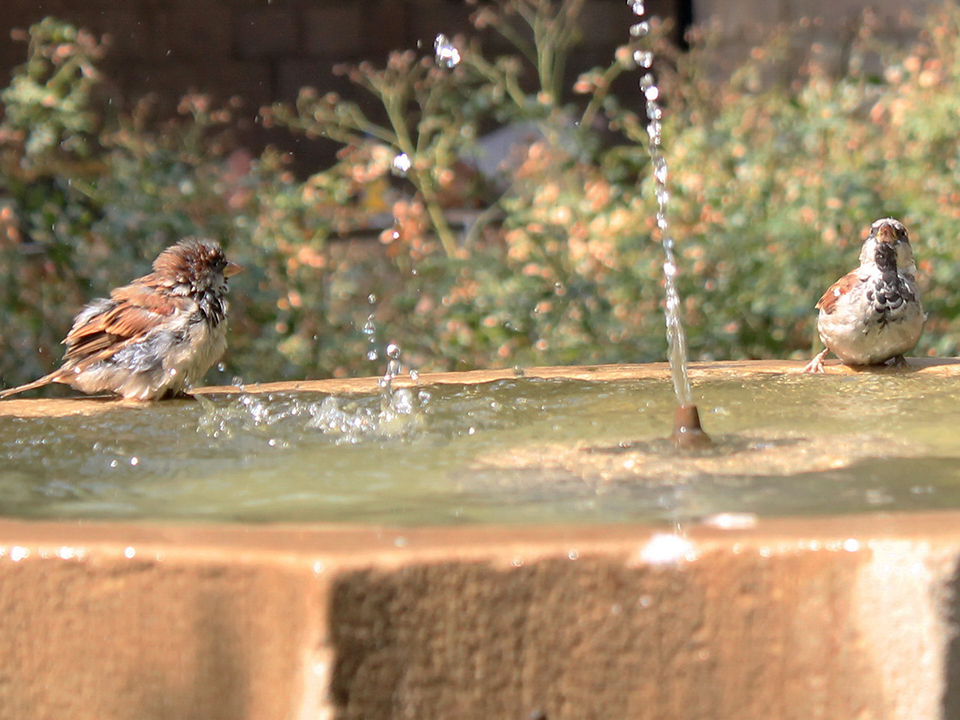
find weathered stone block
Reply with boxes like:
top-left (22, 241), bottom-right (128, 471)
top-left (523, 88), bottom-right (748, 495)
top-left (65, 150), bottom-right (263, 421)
top-left (364, 0), bottom-right (411, 55)
top-left (303, 2), bottom-right (364, 59)
top-left (0, 510), bottom-right (959, 719)
top-left (111, 59), bottom-right (272, 108)
top-left (234, 6), bottom-right (298, 59)
top-left (277, 58), bottom-right (341, 101)
top-left (159, 0), bottom-right (234, 60)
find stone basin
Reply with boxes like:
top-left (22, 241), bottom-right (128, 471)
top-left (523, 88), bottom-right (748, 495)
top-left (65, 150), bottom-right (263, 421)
top-left (3, 359), bottom-right (960, 719)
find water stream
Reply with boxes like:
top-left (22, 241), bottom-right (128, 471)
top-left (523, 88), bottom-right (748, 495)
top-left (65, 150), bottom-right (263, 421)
top-left (627, 1), bottom-right (713, 450)
top-left (629, 0), bottom-right (694, 409)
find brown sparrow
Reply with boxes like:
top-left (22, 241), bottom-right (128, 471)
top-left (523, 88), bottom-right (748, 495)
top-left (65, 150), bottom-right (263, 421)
top-left (0, 238), bottom-right (242, 400)
top-left (803, 218), bottom-right (924, 373)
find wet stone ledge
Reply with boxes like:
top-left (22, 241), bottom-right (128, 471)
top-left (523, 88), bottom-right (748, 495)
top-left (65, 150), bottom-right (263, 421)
top-left (2, 358), bottom-right (960, 417)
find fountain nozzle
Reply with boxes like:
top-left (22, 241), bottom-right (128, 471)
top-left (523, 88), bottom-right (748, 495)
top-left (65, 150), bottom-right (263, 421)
top-left (671, 404), bottom-right (713, 449)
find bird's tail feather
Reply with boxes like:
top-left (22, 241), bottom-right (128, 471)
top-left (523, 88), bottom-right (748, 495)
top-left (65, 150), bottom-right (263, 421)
top-left (0, 373), bottom-right (61, 400)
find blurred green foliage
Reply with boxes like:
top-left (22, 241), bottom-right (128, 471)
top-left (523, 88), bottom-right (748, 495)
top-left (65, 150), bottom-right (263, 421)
top-left (3, 5), bottom-right (960, 391)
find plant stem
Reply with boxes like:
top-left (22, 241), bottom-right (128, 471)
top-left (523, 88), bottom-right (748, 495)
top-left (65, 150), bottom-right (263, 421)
top-left (382, 92), bottom-right (459, 258)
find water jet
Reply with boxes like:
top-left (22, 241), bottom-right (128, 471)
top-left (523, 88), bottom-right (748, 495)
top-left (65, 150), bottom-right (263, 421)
top-left (671, 403), bottom-right (713, 449)
top-left (629, 0), bottom-right (714, 451)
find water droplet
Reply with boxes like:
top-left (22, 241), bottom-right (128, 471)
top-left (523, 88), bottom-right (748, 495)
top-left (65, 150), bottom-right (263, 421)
top-left (391, 153), bottom-right (412, 176)
top-left (639, 534), bottom-right (695, 565)
top-left (644, 85), bottom-right (660, 101)
top-left (129, 456), bottom-right (139, 466)
top-left (634, 50), bottom-right (653, 68)
top-left (217, 362), bottom-right (226, 372)
top-left (409, 369), bottom-right (420, 382)
top-left (386, 343), bottom-right (401, 359)
top-left (630, 21), bottom-right (650, 37)
top-left (568, 549), bottom-right (579, 560)
top-left (367, 349), bottom-right (379, 361)
top-left (701, 513), bottom-right (758, 530)
top-left (434, 33), bottom-right (461, 68)
top-left (368, 294), bottom-right (377, 305)
top-left (124, 547), bottom-right (136, 559)
top-left (628, 0), bottom-right (645, 15)
top-left (10, 546), bottom-right (28, 562)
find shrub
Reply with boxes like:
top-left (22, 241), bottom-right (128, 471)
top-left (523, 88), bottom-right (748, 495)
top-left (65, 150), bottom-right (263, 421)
top-left (5, 5), bottom-right (960, 392)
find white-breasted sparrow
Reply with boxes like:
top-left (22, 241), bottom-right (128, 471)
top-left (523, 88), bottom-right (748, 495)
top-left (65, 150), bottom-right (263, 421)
top-left (803, 217), bottom-right (924, 372)
top-left (0, 237), bottom-right (242, 400)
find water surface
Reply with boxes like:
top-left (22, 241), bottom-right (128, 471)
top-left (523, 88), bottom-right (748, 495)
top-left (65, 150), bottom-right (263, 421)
top-left (1, 372), bottom-right (958, 525)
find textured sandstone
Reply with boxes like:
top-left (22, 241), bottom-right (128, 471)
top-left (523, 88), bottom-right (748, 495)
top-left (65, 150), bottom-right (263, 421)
top-left (0, 514), bottom-right (958, 719)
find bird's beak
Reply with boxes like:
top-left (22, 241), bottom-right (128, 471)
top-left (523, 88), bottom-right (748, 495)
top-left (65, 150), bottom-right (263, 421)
top-left (876, 224), bottom-right (896, 243)
top-left (224, 261), bottom-right (243, 277)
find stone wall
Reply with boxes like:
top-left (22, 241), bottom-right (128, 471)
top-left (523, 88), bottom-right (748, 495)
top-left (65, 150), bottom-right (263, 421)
top-left (0, 0), bottom-right (942, 163)
top-left (0, 0), bottom-right (683, 167)
top-left (0, 0), bottom-right (678, 112)
top-left (696, 0), bottom-right (937, 77)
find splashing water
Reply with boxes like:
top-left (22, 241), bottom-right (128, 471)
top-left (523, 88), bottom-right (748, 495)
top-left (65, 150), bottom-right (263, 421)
top-left (391, 152), bottom-right (411, 176)
top-left (628, 0), bottom-right (693, 409)
top-left (317, 340), bottom-right (427, 442)
top-left (434, 34), bottom-right (461, 68)
top-left (197, 342), bottom-right (428, 446)
top-left (379, 343), bottom-right (404, 410)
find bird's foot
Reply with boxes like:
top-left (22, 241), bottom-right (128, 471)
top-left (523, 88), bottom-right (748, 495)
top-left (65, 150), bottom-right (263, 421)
top-left (802, 349), bottom-right (829, 374)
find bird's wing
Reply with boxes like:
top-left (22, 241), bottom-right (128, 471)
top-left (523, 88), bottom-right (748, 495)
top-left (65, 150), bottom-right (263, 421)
top-left (62, 282), bottom-right (188, 364)
top-left (815, 270), bottom-right (859, 314)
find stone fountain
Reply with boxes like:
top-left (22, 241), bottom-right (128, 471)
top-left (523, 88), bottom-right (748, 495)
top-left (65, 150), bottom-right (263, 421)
top-left (4, 359), bottom-right (960, 719)
top-left (4, 5), bottom-right (960, 720)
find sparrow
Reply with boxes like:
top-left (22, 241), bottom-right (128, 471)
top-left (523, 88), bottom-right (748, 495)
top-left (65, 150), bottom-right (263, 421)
top-left (803, 217), bottom-right (924, 373)
top-left (0, 237), bottom-right (242, 400)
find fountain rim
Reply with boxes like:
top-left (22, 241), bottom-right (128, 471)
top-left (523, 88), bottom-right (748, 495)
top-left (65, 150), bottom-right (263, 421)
top-left (0, 357), bottom-right (958, 418)
top-left (3, 509), bottom-right (960, 557)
